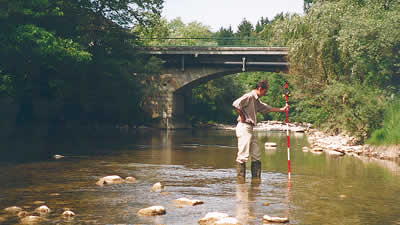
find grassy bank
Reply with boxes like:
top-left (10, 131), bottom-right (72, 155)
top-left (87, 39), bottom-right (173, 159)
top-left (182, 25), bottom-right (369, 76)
top-left (368, 101), bottom-right (400, 145)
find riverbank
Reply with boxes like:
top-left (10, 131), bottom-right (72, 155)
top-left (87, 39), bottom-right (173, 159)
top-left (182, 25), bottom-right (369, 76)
top-left (202, 121), bottom-right (400, 162)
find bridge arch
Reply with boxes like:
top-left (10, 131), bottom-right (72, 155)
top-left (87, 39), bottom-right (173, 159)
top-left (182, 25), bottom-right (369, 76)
top-left (141, 46), bottom-right (288, 128)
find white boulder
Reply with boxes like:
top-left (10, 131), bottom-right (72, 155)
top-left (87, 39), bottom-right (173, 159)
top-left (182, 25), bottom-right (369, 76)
top-left (62, 210), bottom-right (76, 217)
top-left (137, 206), bottom-right (166, 216)
top-left (151, 182), bottom-right (164, 192)
top-left (20, 216), bottom-right (47, 224)
top-left (96, 175), bottom-right (124, 186)
top-left (198, 212), bottom-right (229, 225)
top-left (35, 205), bottom-right (51, 214)
top-left (53, 154), bottom-right (64, 159)
top-left (173, 197), bottom-right (204, 206)
top-left (326, 150), bottom-right (345, 156)
top-left (263, 215), bottom-right (289, 223)
top-left (215, 217), bottom-right (242, 225)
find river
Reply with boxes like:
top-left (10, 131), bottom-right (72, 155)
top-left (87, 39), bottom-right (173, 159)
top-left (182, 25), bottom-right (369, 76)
top-left (0, 128), bottom-right (399, 225)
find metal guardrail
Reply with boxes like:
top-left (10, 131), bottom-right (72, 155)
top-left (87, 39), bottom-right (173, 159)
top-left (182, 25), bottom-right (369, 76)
top-left (137, 37), bottom-right (278, 47)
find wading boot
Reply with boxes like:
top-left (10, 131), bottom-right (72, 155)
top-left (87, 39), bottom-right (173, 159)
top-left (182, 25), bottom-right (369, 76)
top-left (251, 160), bottom-right (261, 178)
top-left (236, 162), bottom-right (246, 183)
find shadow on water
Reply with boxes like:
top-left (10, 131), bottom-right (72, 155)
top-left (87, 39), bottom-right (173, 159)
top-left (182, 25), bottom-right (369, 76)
top-left (0, 128), bottom-right (399, 225)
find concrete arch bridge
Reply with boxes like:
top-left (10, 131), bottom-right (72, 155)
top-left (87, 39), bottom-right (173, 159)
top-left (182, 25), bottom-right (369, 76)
top-left (140, 46), bottom-right (288, 128)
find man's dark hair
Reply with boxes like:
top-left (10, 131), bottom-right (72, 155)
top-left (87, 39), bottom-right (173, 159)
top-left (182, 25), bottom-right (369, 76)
top-left (255, 80), bottom-right (269, 90)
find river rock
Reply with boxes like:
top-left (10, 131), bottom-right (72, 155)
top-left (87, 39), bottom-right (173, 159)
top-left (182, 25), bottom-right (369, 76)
top-left (96, 175), bottom-right (124, 186)
top-left (215, 217), bottom-right (242, 225)
top-left (326, 150), bottom-right (345, 156)
top-left (125, 176), bottom-right (137, 183)
top-left (137, 206), bottom-right (166, 216)
top-left (35, 205), bottom-right (51, 214)
top-left (20, 215), bottom-right (47, 224)
top-left (62, 210), bottom-right (76, 217)
top-left (53, 154), bottom-right (64, 159)
top-left (17, 211), bottom-right (30, 218)
top-left (264, 142), bottom-right (277, 147)
top-left (173, 197), bottom-right (204, 206)
top-left (198, 212), bottom-right (229, 225)
top-left (263, 215), bottom-right (289, 223)
top-left (152, 182), bottom-right (164, 192)
top-left (4, 206), bottom-right (23, 214)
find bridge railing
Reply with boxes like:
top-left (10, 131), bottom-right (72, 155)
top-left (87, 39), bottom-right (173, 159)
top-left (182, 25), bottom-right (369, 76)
top-left (137, 37), bottom-right (277, 47)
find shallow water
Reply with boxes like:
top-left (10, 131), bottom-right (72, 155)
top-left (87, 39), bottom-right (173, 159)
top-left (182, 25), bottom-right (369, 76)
top-left (0, 129), bottom-right (399, 225)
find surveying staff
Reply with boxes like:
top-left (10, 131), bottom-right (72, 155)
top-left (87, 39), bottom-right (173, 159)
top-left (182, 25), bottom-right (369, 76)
top-left (232, 80), bottom-right (288, 180)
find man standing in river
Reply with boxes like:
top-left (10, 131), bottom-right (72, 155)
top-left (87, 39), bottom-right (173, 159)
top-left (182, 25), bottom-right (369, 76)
top-left (232, 80), bottom-right (288, 180)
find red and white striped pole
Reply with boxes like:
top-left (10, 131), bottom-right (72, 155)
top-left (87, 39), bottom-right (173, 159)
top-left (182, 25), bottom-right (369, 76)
top-left (284, 83), bottom-right (291, 179)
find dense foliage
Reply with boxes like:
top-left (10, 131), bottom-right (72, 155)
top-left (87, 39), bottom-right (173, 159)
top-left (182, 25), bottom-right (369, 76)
top-left (0, 0), bottom-right (163, 134)
top-left (282, 0), bottom-right (400, 142)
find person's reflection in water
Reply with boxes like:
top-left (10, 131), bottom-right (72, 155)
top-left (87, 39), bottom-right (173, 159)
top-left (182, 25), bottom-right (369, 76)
top-left (235, 178), bottom-right (261, 224)
top-left (249, 178), bottom-right (261, 222)
top-left (160, 130), bottom-right (172, 164)
top-left (235, 181), bottom-right (249, 224)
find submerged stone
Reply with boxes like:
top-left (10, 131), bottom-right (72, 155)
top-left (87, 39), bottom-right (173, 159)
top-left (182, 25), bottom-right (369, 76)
top-left (125, 176), bottom-right (137, 183)
top-left (4, 206), bottom-right (23, 214)
top-left (33, 201), bottom-right (45, 205)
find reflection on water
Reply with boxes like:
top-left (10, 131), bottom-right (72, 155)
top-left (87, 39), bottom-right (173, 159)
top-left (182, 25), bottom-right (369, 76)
top-left (0, 129), bottom-right (399, 225)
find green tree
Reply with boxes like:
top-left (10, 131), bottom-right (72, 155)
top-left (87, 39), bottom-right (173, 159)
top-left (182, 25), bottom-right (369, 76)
top-left (236, 18), bottom-right (254, 38)
top-left (0, 0), bottom-right (164, 131)
top-left (255, 16), bottom-right (269, 33)
top-left (134, 17), bottom-right (213, 46)
top-left (215, 26), bottom-right (234, 46)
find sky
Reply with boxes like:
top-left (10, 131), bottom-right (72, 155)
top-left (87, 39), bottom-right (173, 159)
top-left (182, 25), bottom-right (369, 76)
top-left (162, 0), bottom-right (304, 32)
